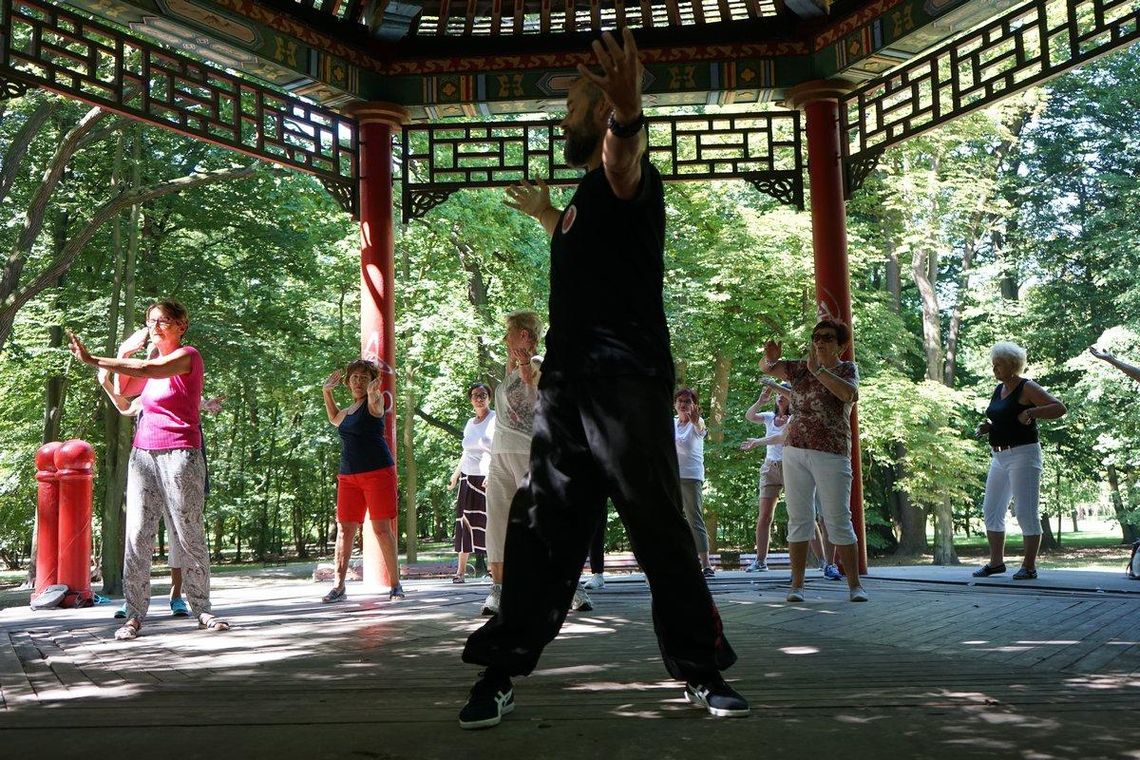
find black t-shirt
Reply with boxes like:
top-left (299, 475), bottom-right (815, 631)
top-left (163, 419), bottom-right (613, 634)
top-left (986, 379), bottom-right (1039, 448)
top-left (540, 156), bottom-right (674, 386)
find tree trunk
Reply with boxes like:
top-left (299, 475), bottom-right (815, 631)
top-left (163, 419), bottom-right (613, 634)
top-left (931, 496), bottom-right (959, 565)
top-left (402, 362), bottom-right (418, 562)
top-left (1106, 463), bottom-right (1140, 543)
top-left (888, 445), bottom-right (927, 556)
top-left (705, 350), bottom-right (731, 554)
top-left (943, 243), bottom-right (975, 387)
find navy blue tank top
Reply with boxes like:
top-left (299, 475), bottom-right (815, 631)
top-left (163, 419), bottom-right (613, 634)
top-left (986, 379), bottom-right (1038, 448)
top-left (337, 402), bottom-right (394, 474)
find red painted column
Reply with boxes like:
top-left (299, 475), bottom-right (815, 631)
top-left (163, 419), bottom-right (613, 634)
top-left (788, 82), bottom-right (867, 574)
top-left (55, 439), bottom-right (96, 607)
top-left (347, 102), bottom-right (408, 588)
top-left (34, 441), bottom-right (64, 595)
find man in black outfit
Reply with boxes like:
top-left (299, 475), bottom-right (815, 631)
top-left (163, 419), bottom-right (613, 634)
top-left (458, 28), bottom-right (748, 729)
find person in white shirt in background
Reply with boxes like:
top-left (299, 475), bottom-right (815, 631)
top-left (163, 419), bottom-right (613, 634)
top-left (448, 384), bottom-right (496, 583)
top-left (674, 387), bottom-right (714, 577)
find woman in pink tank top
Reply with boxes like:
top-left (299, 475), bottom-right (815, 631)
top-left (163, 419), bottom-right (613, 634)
top-left (70, 299), bottom-right (228, 640)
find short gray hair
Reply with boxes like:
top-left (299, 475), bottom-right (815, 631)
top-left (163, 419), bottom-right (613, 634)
top-left (991, 341), bottom-right (1027, 374)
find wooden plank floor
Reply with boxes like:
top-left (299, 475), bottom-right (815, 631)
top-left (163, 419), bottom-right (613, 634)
top-left (2, 569), bottom-right (1140, 760)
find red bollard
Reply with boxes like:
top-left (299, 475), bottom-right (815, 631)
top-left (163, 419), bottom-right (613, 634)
top-left (34, 441), bottom-right (64, 595)
top-left (55, 439), bottom-right (95, 608)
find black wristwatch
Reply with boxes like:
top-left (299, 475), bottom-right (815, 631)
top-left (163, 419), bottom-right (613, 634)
top-left (608, 110), bottom-right (645, 138)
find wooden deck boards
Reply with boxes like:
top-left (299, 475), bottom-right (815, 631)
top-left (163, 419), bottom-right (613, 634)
top-left (2, 570), bottom-right (1139, 759)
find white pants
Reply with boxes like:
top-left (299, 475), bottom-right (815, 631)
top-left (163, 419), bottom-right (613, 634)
top-left (124, 448), bottom-right (211, 621)
top-left (982, 443), bottom-right (1042, 535)
top-left (485, 450), bottom-right (530, 563)
top-left (783, 446), bottom-right (857, 545)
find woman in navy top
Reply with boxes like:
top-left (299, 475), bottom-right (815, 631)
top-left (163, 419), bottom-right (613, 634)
top-left (972, 342), bottom-right (1066, 581)
top-left (320, 359), bottom-right (403, 601)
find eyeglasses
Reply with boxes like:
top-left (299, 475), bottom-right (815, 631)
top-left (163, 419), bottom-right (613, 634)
top-left (811, 333), bottom-right (838, 343)
top-left (145, 319), bottom-right (177, 328)
top-left (471, 393), bottom-right (489, 400)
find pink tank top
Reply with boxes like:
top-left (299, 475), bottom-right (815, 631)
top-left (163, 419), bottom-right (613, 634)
top-left (133, 346), bottom-right (203, 450)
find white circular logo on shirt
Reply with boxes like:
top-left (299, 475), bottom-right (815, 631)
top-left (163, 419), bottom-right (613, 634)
top-left (561, 204), bottom-right (577, 235)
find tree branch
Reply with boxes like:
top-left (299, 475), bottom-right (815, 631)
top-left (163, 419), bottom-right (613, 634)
top-left (0, 99), bottom-right (56, 204)
top-left (0, 165), bottom-right (259, 348)
top-left (414, 406), bottom-right (463, 439)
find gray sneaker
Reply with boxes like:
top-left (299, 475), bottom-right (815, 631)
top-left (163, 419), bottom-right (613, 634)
top-left (481, 583), bottom-right (501, 616)
top-left (786, 587), bottom-right (805, 603)
top-left (583, 573), bottom-right (605, 590)
top-left (571, 587), bottom-right (593, 612)
top-left (745, 559), bottom-right (768, 572)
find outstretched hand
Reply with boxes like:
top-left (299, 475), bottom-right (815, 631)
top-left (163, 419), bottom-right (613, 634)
top-left (740, 439), bottom-right (762, 452)
top-left (68, 332), bottom-right (95, 366)
top-left (119, 327), bottom-right (149, 357)
top-left (322, 370), bottom-right (342, 391)
top-left (1089, 346), bottom-right (1113, 362)
top-left (202, 395), bottom-right (226, 415)
top-left (504, 179), bottom-right (551, 220)
top-left (577, 27), bottom-right (643, 122)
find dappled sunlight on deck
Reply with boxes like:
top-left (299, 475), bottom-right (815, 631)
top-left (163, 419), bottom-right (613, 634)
top-left (2, 569), bottom-right (1139, 757)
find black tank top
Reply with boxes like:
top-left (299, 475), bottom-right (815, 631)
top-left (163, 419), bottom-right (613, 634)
top-left (337, 402), bottom-right (394, 475)
top-left (986, 379), bottom-right (1038, 448)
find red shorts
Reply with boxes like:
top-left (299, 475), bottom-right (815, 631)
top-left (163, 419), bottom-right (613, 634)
top-left (336, 466), bottom-right (397, 523)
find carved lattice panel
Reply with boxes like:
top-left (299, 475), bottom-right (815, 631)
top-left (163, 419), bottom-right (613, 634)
top-left (402, 111), bottom-right (802, 220)
top-left (0, 0), bottom-right (358, 214)
top-left (842, 0), bottom-right (1140, 163)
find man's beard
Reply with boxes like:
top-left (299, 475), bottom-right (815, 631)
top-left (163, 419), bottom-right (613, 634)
top-left (563, 123), bottom-right (603, 167)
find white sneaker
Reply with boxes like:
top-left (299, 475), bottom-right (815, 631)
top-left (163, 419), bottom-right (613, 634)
top-left (849, 586), bottom-right (869, 603)
top-left (786, 587), bottom-right (805, 603)
top-left (481, 583), bottom-right (501, 616)
top-left (745, 560), bottom-right (768, 572)
top-left (570, 587), bottom-right (593, 612)
top-left (583, 573), bottom-right (605, 590)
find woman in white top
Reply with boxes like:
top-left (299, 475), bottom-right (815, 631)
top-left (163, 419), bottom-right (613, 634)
top-left (449, 384), bottom-right (496, 582)
top-left (741, 382), bottom-right (790, 572)
top-left (674, 387), bottom-right (714, 577)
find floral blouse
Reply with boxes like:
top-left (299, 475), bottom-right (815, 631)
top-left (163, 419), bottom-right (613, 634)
top-left (784, 360), bottom-right (859, 457)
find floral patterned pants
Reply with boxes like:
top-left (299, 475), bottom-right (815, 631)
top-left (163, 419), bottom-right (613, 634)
top-left (124, 448), bottom-right (211, 622)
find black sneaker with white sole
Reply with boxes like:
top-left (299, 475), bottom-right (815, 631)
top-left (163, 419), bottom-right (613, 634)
top-left (685, 677), bottom-right (750, 718)
top-left (458, 670), bottom-right (515, 729)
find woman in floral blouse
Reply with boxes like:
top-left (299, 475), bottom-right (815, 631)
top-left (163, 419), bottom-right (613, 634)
top-left (760, 319), bottom-right (867, 603)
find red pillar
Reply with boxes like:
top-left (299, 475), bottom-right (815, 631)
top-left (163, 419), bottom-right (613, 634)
top-left (787, 81), bottom-right (867, 574)
top-left (34, 441), bottom-right (64, 595)
top-left (347, 102), bottom-right (408, 588)
top-left (55, 439), bottom-right (95, 606)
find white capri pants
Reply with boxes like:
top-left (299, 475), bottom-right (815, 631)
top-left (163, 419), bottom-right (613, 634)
top-left (782, 446), bottom-right (858, 545)
top-left (484, 450), bottom-right (530, 563)
top-left (981, 442), bottom-right (1042, 536)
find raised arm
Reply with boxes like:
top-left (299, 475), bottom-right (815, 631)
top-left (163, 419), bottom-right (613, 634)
top-left (759, 340), bottom-right (792, 381)
top-left (741, 427), bottom-right (788, 451)
top-left (69, 332), bottom-right (192, 379)
top-left (322, 370), bottom-right (344, 426)
top-left (745, 388), bottom-right (773, 424)
top-left (579, 28), bottom-right (646, 200)
top-left (366, 377), bottom-right (394, 418)
top-left (1090, 347), bottom-right (1140, 383)
top-left (504, 180), bottom-right (561, 238)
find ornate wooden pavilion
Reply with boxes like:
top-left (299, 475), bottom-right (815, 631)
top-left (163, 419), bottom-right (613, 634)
top-left (2, 0), bottom-right (1138, 574)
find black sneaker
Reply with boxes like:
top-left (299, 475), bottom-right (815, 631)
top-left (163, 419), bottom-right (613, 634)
top-left (458, 671), bottom-right (515, 729)
top-left (684, 677), bottom-right (750, 718)
top-left (972, 563), bottom-right (1006, 578)
top-left (1012, 567), bottom-right (1037, 580)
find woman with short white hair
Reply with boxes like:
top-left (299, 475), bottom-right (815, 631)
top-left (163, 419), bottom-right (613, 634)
top-left (972, 341), bottom-right (1067, 580)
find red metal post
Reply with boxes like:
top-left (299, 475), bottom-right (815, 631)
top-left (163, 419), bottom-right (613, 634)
top-left (55, 439), bottom-right (95, 607)
top-left (34, 441), bottom-right (63, 594)
top-left (348, 102), bottom-right (408, 588)
top-left (788, 81), bottom-right (868, 574)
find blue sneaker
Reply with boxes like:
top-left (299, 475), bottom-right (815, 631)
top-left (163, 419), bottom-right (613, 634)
top-left (113, 604), bottom-right (127, 619)
top-left (824, 564), bottom-right (843, 581)
top-left (169, 597), bottom-right (190, 617)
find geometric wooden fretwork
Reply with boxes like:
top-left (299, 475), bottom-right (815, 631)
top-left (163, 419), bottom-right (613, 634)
top-left (843, 147), bottom-right (884, 200)
top-left (1, 73), bottom-right (28, 99)
top-left (841, 0), bottom-right (1140, 173)
top-left (0, 0), bottom-right (359, 216)
top-left (402, 110), bottom-right (803, 221)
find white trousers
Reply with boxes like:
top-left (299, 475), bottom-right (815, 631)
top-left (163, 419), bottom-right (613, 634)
top-left (782, 446), bottom-right (857, 545)
top-left (485, 450), bottom-right (530, 562)
top-left (982, 443), bottom-right (1042, 535)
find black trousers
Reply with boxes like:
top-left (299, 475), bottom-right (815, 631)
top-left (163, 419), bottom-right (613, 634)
top-left (588, 517), bottom-right (605, 574)
top-left (462, 376), bottom-right (737, 680)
